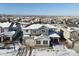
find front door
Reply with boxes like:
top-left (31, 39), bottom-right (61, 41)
top-left (49, 37), bottom-right (53, 47)
top-left (49, 37), bottom-right (59, 47)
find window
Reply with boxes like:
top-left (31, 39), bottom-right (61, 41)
top-left (43, 40), bottom-right (48, 44)
top-left (78, 33), bottom-right (79, 36)
top-left (33, 30), bottom-right (36, 33)
top-left (42, 29), bottom-right (45, 33)
top-left (49, 29), bottom-right (53, 32)
top-left (26, 30), bottom-right (28, 32)
top-left (36, 40), bottom-right (41, 44)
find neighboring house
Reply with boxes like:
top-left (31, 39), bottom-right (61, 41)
top-left (63, 27), bottom-right (79, 41)
top-left (0, 22), bottom-right (17, 43)
top-left (0, 31), bottom-right (15, 43)
top-left (60, 27), bottom-right (79, 48)
top-left (0, 22), bottom-right (11, 32)
top-left (3, 31), bottom-right (15, 41)
top-left (0, 22), bottom-right (16, 32)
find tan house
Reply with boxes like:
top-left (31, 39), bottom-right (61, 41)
top-left (61, 27), bottom-right (79, 48)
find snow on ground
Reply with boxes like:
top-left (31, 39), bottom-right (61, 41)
top-left (0, 43), bottom-right (20, 56)
top-left (31, 45), bottom-right (79, 56)
top-left (0, 43), bottom-right (78, 56)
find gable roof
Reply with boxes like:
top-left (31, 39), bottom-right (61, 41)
top-left (0, 22), bottom-right (11, 28)
top-left (23, 24), bottom-right (43, 30)
top-left (2, 31), bottom-right (15, 37)
top-left (44, 24), bottom-right (57, 29)
top-left (0, 22), bottom-right (16, 28)
top-left (23, 24), bottom-right (57, 30)
top-left (34, 34), bottom-right (50, 40)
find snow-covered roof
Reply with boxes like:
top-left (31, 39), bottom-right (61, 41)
top-left (23, 24), bottom-right (43, 30)
top-left (23, 24), bottom-right (57, 30)
top-left (0, 22), bottom-right (16, 28)
top-left (0, 22), bottom-right (11, 28)
top-left (71, 27), bottom-right (79, 31)
top-left (2, 31), bottom-right (15, 37)
top-left (67, 27), bottom-right (74, 32)
top-left (19, 22), bottom-right (30, 25)
top-left (34, 34), bottom-right (50, 40)
top-left (44, 24), bottom-right (57, 29)
top-left (49, 33), bottom-right (60, 38)
top-left (13, 24), bottom-right (16, 27)
top-left (23, 34), bottom-right (30, 37)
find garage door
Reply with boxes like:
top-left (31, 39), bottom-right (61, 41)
top-left (74, 41), bottom-right (79, 53)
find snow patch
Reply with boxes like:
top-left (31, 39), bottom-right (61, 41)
top-left (31, 45), bottom-right (79, 56)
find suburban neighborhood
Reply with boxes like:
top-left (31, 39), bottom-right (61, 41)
top-left (0, 15), bottom-right (79, 56)
top-left (0, 3), bottom-right (79, 56)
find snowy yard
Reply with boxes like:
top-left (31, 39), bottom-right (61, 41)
top-left (0, 44), bottom-right (19, 56)
top-left (0, 48), bottom-right (17, 56)
top-left (31, 45), bottom-right (79, 56)
top-left (0, 44), bottom-right (78, 56)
